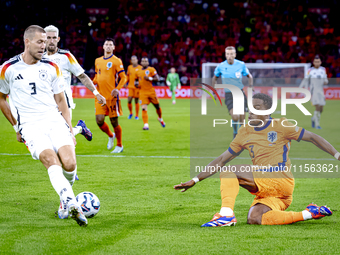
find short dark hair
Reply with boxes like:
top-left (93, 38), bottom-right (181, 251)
top-left (105, 38), bottom-right (115, 44)
top-left (24, 25), bottom-right (45, 40)
top-left (253, 93), bottom-right (272, 110)
top-left (314, 55), bottom-right (321, 60)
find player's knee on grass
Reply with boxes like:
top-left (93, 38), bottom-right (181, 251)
top-left (134, 97), bottom-right (139, 104)
top-left (128, 96), bottom-right (133, 104)
top-left (142, 105), bottom-right (148, 111)
top-left (247, 204), bottom-right (272, 225)
top-left (96, 115), bottom-right (105, 126)
top-left (110, 117), bottom-right (119, 128)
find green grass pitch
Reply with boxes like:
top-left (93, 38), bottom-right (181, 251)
top-left (0, 98), bottom-right (339, 254)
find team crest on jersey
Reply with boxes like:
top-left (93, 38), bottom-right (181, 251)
top-left (267, 131), bottom-right (277, 143)
top-left (235, 71), bottom-right (241, 78)
top-left (39, 70), bottom-right (48, 81)
top-left (54, 58), bottom-right (61, 65)
top-left (145, 70), bottom-right (150, 75)
top-left (106, 62), bottom-right (112, 70)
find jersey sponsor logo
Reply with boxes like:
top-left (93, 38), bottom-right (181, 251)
top-left (267, 131), bottom-right (277, 143)
top-left (14, 74), bottom-right (24, 80)
top-left (145, 70), bottom-right (150, 75)
top-left (235, 71), bottom-right (241, 78)
top-left (107, 62), bottom-right (113, 70)
top-left (120, 65), bottom-right (123, 68)
top-left (39, 70), bottom-right (48, 81)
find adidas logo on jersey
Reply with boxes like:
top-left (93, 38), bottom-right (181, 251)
top-left (14, 74), bottom-right (23, 80)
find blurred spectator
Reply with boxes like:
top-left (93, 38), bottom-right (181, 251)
top-left (1, 0), bottom-right (339, 82)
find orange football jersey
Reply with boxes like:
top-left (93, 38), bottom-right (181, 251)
top-left (136, 66), bottom-right (157, 92)
top-left (127, 64), bottom-right (142, 89)
top-left (93, 54), bottom-right (125, 98)
top-left (229, 117), bottom-right (305, 171)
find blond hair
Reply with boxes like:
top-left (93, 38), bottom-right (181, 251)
top-left (44, 25), bottom-right (59, 37)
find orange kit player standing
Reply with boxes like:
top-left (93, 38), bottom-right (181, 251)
top-left (126, 55), bottom-right (142, 120)
top-left (136, 57), bottom-right (165, 130)
top-left (92, 38), bottom-right (127, 153)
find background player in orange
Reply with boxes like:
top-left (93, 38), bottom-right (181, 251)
top-left (93, 38), bottom-right (127, 153)
top-left (136, 57), bottom-right (165, 130)
top-left (174, 93), bottom-right (338, 226)
top-left (126, 55), bottom-right (142, 120)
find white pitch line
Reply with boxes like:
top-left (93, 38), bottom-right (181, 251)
top-left (0, 153), bottom-right (336, 161)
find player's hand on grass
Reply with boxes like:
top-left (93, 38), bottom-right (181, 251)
top-left (111, 89), bottom-right (119, 98)
top-left (96, 94), bottom-right (106, 106)
top-left (173, 180), bottom-right (195, 192)
top-left (16, 132), bottom-right (24, 143)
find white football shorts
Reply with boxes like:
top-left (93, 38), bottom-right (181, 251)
top-left (20, 115), bottom-right (74, 160)
top-left (311, 91), bottom-right (326, 106)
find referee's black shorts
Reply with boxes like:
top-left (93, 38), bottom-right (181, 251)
top-left (225, 90), bottom-right (248, 113)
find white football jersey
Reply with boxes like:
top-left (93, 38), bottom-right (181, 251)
top-left (43, 49), bottom-right (84, 108)
top-left (307, 66), bottom-right (328, 93)
top-left (0, 54), bottom-right (65, 125)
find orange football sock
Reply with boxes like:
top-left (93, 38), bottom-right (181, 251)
top-left (114, 125), bottom-right (122, 147)
top-left (220, 172), bottom-right (239, 210)
top-left (156, 108), bottom-right (162, 118)
top-left (261, 210), bottom-right (304, 225)
top-left (99, 122), bottom-right (114, 138)
top-left (135, 103), bottom-right (140, 117)
top-left (142, 110), bottom-right (148, 124)
top-left (128, 103), bottom-right (133, 114)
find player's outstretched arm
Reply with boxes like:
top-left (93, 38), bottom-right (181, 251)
top-left (77, 73), bottom-right (106, 106)
top-left (301, 130), bottom-right (340, 160)
top-left (173, 150), bottom-right (237, 192)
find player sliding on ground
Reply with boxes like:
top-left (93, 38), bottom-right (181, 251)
top-left (136, 57), bottom-right (165, 130)
top-left (174, 93), bottom-right (339, 226)
top-left (0, 25), bottom-right (87, 227)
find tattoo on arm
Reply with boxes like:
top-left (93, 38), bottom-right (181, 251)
top-left (77, 73), bottom-right (96, 92)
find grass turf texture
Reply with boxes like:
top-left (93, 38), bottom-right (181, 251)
top-left (0, 98), bottom-right (339, 254)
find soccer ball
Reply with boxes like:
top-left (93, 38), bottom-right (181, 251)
top-left (76, 191), bottom-right (100, 218)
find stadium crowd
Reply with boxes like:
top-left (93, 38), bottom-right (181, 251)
top-left (1, 0), bottom-right (339, 82)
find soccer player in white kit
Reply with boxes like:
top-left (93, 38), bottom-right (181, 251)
top-left (300, 55), bottom-right (328, 129)
top-left (0, 25), bottom-right (87, 227)
top-left (43, 25), bottom-right (106, 140)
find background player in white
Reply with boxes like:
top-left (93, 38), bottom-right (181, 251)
top-left (299, 55), bottom-right (328, 129)
top-left (44, 25), bottom-right (106, 140)
top-left (212, 46), bottom-right (253, 138)
top-left (0, 25), bottom-right (87, 227)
